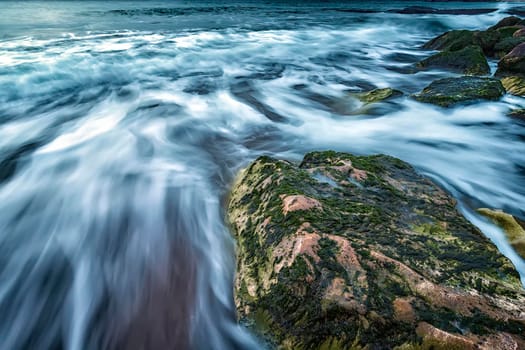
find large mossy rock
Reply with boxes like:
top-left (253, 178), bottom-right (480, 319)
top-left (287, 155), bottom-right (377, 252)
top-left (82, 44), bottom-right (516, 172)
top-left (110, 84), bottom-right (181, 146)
top-left (417, 45), bottom-right (489, 75)
top-left (413, 77), bottom-right (505, 107)
top-left (478, 208), bottom-right (525, 260)
top-left (228, 151), bottom-right (525, 350)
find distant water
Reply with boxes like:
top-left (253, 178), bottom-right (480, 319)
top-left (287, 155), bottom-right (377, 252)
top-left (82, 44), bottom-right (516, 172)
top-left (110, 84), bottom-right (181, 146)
top-left (0, 1), bottom-right (524, 349)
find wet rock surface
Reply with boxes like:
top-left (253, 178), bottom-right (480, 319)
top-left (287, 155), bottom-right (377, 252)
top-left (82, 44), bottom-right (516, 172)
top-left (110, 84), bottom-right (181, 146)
top-left (417, 45), bottom-right (489, 75)
top-left (413, 77), bottom-right (505, 107)
top-left (423, 17), bottom-right (525, 58)
top-left (228, 151), bottom-right (525, 350)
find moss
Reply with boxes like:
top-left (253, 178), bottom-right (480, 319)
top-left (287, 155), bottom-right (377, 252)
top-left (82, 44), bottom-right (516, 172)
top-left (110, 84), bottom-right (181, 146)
top-left (496, 26), bottom-right (522, 39)
top-left (422, 25), bottom-right (525, 58)
top-left (417, 45), bottom-right (489, 75)
top-left (423, 30), bottom-right (478, 52)
top-left (478, 208), bottom-right (525, 259)
top-left (318, 236), bottom-right (339, 261)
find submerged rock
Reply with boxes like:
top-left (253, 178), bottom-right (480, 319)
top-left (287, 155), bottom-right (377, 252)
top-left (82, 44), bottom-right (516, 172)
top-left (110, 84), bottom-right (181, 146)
top-left (508, 108), bottom-right (525, 120)
top-left (228, 151), bottom-right (525, 350)
top-left (478, 208), bottom-right (525, 260)
top-left (354, 87), bottom-right (403, 104)
top-left (413, 77), bottom-right (505, 107)
top-left (417, 45), bottom-right (489, 75)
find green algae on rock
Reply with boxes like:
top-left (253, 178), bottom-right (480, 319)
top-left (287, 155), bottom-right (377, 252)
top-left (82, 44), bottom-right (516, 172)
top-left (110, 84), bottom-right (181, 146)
top-left (228, 151), bottom-right (525, 350)
top-left (354, 88), bottom-right (403, 104)
top-left (413, 77), bottom-right (505, 107)
top-left (417, 45), bottom-right (489, 75)
top-left (478, 208), bottom-right (525, 260)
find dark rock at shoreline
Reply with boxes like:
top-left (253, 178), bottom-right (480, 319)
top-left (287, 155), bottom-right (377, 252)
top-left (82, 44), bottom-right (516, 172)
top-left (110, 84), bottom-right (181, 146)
top-left (390, 6), bottom-right (496, 15)
top-left (228, 152), bottom-right (525, 349)
top-left (417, 45), bottom-right (489, 75)
top-left (413, 77), bottom-right (505, 107)
top-left (424, 17), bottom-right (525, 58)
top-left (423, 29), bottom-right (500, 56)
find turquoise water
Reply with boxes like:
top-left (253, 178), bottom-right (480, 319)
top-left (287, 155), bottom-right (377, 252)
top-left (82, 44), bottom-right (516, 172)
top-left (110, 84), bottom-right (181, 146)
top-left (0, 2), bottom-right (524, 349)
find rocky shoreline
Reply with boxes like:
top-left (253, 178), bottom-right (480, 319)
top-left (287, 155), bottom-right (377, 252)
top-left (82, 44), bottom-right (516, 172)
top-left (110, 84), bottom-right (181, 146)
top-left (227, 17), bottom-right (525, 350)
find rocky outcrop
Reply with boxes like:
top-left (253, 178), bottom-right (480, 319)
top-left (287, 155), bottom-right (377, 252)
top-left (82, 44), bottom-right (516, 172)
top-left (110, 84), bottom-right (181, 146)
top-left (417, 45), bottom-right (489, 75)
top-left (423, 17), bottom-right (525, 58)
top-left (478, 208), bottom-right (525, 260)
top-left (413, 77), bottom-right (505, 107)
top-left (228, 151), bottom-right (525, 350)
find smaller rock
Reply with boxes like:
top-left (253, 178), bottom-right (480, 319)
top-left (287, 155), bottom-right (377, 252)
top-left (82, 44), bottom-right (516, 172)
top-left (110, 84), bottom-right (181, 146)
top-left (423, 29), bottom-right (503, 57)
top-left (497, 25), bottom-right (524, 38)
top-left (514, 28), bottom-right (525, 37)
top-left (423, 30), bottom-right (478, 52)
top-left (413, 77), bottom-right (505, 107)
top-left (478, 208), bottom-right (525, 259)
top-left (417, 45), bottom-right (489, 75)
top-left (488, 16), bottom-right (524, 31)
top-left (500, 76), bottom-right (525, 96)
top-left (497, 42), bottom-right (525, 76)
top-left (354, 88), bottom-right (403, 104)
top-left (507, 108), bottom-right (525, 120)
top-left (494, 36), bottom-right (525, 58)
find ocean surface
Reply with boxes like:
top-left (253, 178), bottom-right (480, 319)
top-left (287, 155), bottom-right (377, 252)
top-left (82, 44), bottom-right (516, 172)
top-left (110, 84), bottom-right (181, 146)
top-left (0, 1), bottom-right (524, 349)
